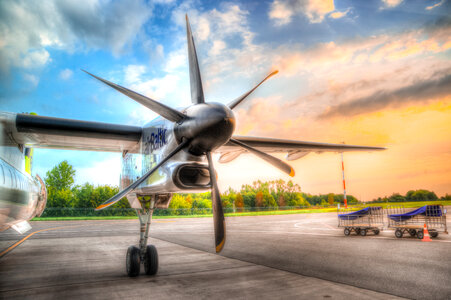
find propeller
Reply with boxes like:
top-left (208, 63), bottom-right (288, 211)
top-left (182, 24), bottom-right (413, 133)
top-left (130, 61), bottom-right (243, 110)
top-left (89, 14), bottom-right (287, 254)
top-left (82, 70), bottom-right (185, 123)
top-left (206, 152), bottom-right (226, 252)
top-left (186, 15), bottom-right (205, 104)
top-left (228, 70), bottom-right (279, 110)
top-left (229, 138), bottom-right (295, 177)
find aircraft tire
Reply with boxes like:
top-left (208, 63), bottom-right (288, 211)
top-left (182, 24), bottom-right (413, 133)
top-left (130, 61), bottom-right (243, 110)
top-left (126, 246), bottom-right (140, 277)
top-left (395, 229), bottom-right (403, 238)
top-left (430, 231), bottom-right (438, 238)
top-left (374, 229), bottom-right (380, 235)
top-left (360, 229), bottom-right (367, 236)
top-left (144, 245), bottom-right (159, 275)
top-left (408, 229), bottom-right (416, 237)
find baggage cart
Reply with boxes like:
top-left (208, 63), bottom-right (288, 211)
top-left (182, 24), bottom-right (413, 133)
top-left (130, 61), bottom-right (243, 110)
top-left (338, 206), bottom-right (384, 236)
top-left (386, 205), bottom-right (448, 239)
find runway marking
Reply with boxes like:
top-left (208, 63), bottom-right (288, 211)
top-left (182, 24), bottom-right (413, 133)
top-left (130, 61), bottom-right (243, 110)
top-left (0, 225), bottom-right (84, 259)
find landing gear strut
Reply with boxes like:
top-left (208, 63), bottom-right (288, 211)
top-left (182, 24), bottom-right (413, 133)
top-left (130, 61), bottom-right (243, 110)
top-left (126, 197), bottom-right (159, 277)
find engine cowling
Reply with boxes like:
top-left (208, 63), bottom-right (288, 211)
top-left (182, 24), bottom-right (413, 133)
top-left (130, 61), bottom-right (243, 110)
top-left (172, 163), bottom-right (211, 190)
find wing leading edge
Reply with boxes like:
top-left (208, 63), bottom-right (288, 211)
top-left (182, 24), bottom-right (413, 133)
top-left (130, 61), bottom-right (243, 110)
top-left (218, 135), bottom-right (385, 162)
top-left (2, 113), bottom-right (142, 153)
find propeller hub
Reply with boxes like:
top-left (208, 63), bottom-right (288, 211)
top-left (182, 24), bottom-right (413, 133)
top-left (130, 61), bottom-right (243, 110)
top-left (175, 103), bottom-right (235, 155)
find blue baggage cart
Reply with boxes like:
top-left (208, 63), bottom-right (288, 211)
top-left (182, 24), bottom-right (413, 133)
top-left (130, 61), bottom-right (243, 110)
top-left (338, 206), bottom-right (384, 236)
top-left (387, 205), bottom-right (448, 239)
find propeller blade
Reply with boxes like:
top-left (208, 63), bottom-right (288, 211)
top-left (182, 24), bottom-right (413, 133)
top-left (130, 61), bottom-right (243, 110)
top-left (185, 14), bottom-right (205, 104)
top-left (206, 151), bottom-right (226, 253)
top-left (228, 70), bottom-right (278, 110)
top-left (82, 70), bottom-right (186, 123)
top-left (229, 138), bottom-right (295, 177)
top-left (96, 139), bottom-right (190, 210)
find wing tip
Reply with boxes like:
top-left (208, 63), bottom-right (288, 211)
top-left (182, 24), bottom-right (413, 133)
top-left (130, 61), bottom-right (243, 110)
top-left (289, 168), bottom-right (295, 177)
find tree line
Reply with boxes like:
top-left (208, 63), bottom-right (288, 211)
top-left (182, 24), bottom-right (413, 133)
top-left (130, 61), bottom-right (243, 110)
top-left (369, 190), bottom-right (450, 203)
top-left (43, 161), bottom-right (448, 215)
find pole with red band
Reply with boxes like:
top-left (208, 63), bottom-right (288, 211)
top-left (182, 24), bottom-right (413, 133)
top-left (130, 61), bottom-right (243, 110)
top-left (341, 152), bottom-right (348, 208)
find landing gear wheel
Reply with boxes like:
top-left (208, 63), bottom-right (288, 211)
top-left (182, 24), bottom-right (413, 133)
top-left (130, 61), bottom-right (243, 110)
top-left (344, 228), bottom-right (351, 236)
top-left (395, 229), bottom-right (403, 238)
top-left (408, 229), bottom-right (417, 237)
top-left (355, 228), bottom-right (361, 235)
top-left (126, 246), bottom-right (140, 277)
top-left (417, 230), bottom-right (424, 239)
top-left (144, 245), bottom-right (159, 275)
top-left (360, 229), bottom-right (367, 236)
top-left (374, 229), bottom-right (380, 235)
top-left (430, 231), bottom-right (438, 238)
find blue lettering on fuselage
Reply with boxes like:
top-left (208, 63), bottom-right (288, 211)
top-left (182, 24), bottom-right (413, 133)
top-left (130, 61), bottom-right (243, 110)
top-left (145, 128), bottom-right (167, 153)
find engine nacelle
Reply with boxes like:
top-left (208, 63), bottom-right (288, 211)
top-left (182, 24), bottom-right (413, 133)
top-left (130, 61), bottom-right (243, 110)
top-left (172, 163), bottom-right (211, 190)
top-left (133, 162), bottom-right (211, 197)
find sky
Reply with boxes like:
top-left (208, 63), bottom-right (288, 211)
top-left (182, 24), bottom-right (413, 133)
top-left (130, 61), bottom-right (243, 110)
top-left (0, 0), bottom-right (450, 201)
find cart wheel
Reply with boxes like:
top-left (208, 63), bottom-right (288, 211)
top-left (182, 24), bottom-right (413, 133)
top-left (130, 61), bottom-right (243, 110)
top-left (430, 231), bottom-right (438, 238)
top-left (344, 228), bottom-right (351, 236)
top-left (360, 229), bottom-right (367, 236)
top-left (374, 229), bottom-right (380, 235)
top-left (355, 228), bottom-right (361, 235)
top-left (395, 229), bottom-right (403, 238)
top-left (408, 229), bottom-right (416, 237)
top-left (417, 230), bottom-right (424, 239)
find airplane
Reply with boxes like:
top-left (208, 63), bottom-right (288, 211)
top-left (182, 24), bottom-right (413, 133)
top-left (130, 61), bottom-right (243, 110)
top-left (0, 15), bottom-right (385, 276)
top-left (0, 112), bottom-right (47, 234)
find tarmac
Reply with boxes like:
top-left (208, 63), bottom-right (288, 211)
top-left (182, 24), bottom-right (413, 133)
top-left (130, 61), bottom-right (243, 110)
top-left (0, 212), bottom-right (450, 299)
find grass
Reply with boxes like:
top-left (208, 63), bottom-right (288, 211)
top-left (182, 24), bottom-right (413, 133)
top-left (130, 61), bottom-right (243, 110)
top-left (31, 200), bottom-right (451, 221)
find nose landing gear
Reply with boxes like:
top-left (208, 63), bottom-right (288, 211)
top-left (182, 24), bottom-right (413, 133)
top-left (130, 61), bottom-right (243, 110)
top-left (126, 196), bottom-right (159, 277)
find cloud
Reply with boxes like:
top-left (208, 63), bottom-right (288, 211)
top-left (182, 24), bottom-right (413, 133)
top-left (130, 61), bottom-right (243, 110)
top-left (231, 17), bottom-right (451, 141)
top-left (124, 65), bottom-right (147, 84)
top-left (329, 8), bottom-right (351, 19)
top-left (319, 72), bottom-right (451, 119)
top-left (381, 0), bottom-right (403, 8)
top-left (23, 73), bottom-right (39, 87)
top-left (426, 0), bottom-right (445, 10)
top-left (59, 68), bottom-right (73, 80)
top-left (75, 155), bottom-right (121, 186)
top-left (268, 0), bottom-right (294, 25)
top-left (269, 0), bottom-right (335, 25)
top-left (0, 0), bottom-right (152, 74)
top-left (271, 17), bottom-right (451, 76)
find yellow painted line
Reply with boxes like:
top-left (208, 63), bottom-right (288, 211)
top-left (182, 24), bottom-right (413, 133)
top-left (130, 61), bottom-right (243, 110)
top-left (0, 225), bottom-right (82, 259)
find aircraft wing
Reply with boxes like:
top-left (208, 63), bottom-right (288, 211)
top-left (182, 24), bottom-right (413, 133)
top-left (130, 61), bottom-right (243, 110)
top-left (1, 112), bottom-right (142, 153)
top-left (217, 135), bottom-right (385, 162)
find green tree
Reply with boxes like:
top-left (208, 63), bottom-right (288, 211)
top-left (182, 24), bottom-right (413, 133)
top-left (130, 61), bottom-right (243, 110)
top-left (169, 194), bottom-right (191, 215)
top-left (45, 160), bottom-right (75, 191)
top-left (45, 160), bottom-right (76, 207)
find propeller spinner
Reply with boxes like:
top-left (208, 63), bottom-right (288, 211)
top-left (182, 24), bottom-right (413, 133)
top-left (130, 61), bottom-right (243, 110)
top-left (87, 15), bottom-right (294, 253)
